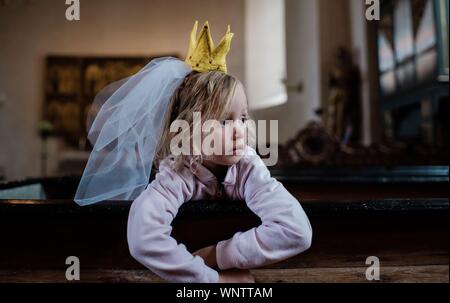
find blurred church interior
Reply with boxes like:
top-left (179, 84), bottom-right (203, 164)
top-left (0, 0), bottom-right (448, 179)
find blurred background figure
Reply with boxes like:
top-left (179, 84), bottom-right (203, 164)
top-left (324, 47), bottom-right (362, 144)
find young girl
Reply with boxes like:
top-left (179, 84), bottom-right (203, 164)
top-left (75, 21), bottom-right (312, 283)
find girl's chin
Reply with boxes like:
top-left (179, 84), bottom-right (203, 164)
top-left (212, 154), bottom-right (244, 165)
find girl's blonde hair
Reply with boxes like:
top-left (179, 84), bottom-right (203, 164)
top-left (154, 71), bottom-right (238, 171)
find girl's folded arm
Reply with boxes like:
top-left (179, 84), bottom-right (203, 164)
top-left (127, 166), bottom-right (219, 283)
top-left (216, 156), bottom-right (313, 270)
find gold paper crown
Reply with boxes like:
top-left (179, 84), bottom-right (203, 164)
top-left (185, 21), bottom-right (234, 74)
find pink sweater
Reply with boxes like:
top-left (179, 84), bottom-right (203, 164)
top-left (127, 146), bottom-right (312, 283)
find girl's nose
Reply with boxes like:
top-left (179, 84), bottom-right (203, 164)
top-left (233, 120), bottom-right (246, 140)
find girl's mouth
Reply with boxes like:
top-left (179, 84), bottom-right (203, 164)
top-left (232, 145), bottom-right (245, 154)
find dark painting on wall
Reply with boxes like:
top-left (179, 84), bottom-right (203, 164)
top-left (44, 55), bottom-right (177, 149)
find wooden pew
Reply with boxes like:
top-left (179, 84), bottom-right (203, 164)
top-left (0, 166), bottom-right (448, 283)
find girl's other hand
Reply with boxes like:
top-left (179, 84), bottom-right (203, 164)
top-left (193, 245), bottom-right (218, 269)
top-left (218, 269), bottom-right (256, 283)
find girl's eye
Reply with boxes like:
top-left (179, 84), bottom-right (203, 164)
top-left (219, 117), bottom-right (248, 127)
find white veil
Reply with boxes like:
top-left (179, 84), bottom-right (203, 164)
top-left (74, 57), bottom-right (192, 206)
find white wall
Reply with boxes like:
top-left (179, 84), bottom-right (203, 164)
top-left (251, 0), bottom-right (322, 145)
top-left (251, 0), bottom-right (376, 146)
top-left (245, 0), bottom-right (287, 111)
top-left (0, 0), bottom-right (245, 180)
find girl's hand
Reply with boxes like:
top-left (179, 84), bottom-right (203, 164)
top-left (219, 269), bottom-right (256, 283)
top-left (193, 245), bottom-right (218, 269)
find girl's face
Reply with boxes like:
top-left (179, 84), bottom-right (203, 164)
top-left (202, 81), bottom-right (249, 167)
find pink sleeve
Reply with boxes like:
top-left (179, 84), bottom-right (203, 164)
top-left (127, 162), bottom-right (219, 283)
top-left (216, 155), bottom-right (313, 270)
